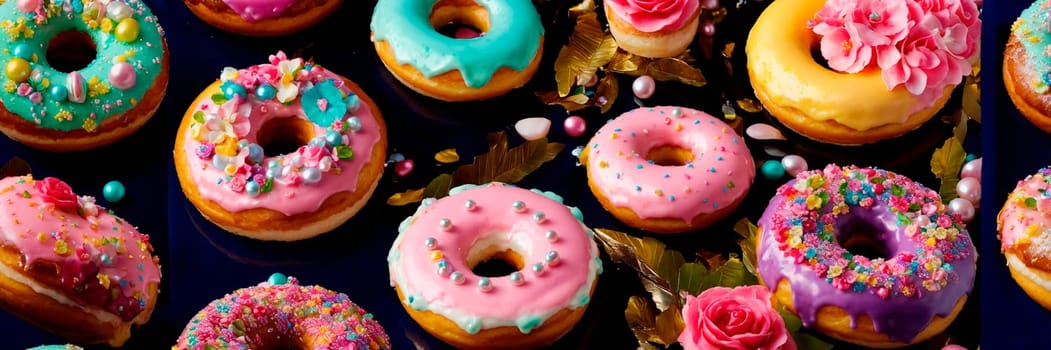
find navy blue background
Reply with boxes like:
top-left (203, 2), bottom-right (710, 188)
top-left (980, 0), bottom-right (1051, 348)
top-left (1, 0), bottom-right (984, 348)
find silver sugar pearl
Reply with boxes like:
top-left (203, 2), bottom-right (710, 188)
top-left (464, 199), bottom-right (477, 211)
top-left (422, 198), bottom-right (436, 207)
top-left (106, 1), bottom-right (133, 21)
top-left (424, 237), bottom-right (437, 249)
top-left (546, 251), bottom-right (560, 266)
top-left (478, 277), bottom-right (492, 292)
top-left (439, 218), bottom-right (452, 231)
top-left (450, 271), bottom-right (465, 284)
top-left (533, 212), bottom-right (546, 223)
top-left (532, 262), bottom-right (545, 275)
top-left (437, 265), bottom-right (451, 277)
top-left (512, 201), bottom-right (527, 212)
top-left (510, 272), bottom-right (524, 285)
top-left (672, 107), bottom-right (684, 117)
top-left (545, 230), bottom-right (558, 242)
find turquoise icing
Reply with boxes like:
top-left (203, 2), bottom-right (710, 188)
top-left (0, 0), bottom-right (165, 131)
top-left (531, 188), bottom-right (564, 203)
top-left (515, 315), bottom-right (542, 334)
top-left (1015, 0), bottom-right (1051, 93)
top-left (27, 346), bottom-right (80, 350)
top-left (370, 0), bottom-right (543, 88)
top-left (570, 207), bottom-right (584, 222)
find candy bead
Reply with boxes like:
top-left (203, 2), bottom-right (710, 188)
top-left (345, 94), bottom-right (360, 112)
top-left (464, 199), bottom-right (477, 211)
top-left (948, 198), bottom-right (975, 223)
top-left (760, 160), bottom-right (786, 180)
top-left (509, 272), bottom-right (524, 285)
top-left (108, 62), bottom-right (137, 90)
top-left (102, 180), bottom-right (125, 202)
top-left (49, 85), bottom-right (68, 101)
top-left (268, 272), bottom-right (288, 285)
top-left (394, 159), bottom-right (414, 177)
top-left (66, 71), bottom-right (86, 103)
top-left (301, 167), bottom-right (322, 184)
top-left (701, 22), bottom-right (716, 36)
top-left (545, 230), bottom-right (558, 242)
top-left (16, 0), bottom-right (40, 13)
top-left (323, 130), bottom-right (342, 146)
top-left (424, 237), bottom-right (437, 249)
top-left (346, 116), bottom-right (362, 132)
top-left (222, 81), bottom-right (246, 99)
top-left (115, 18), bottom-right (140, 42)
top-left (11, 44), bottom-right (31, 60)
top-left (632, 75), bottom-right (655, 99)
top-left (781, 155), bottom-right (808, 177)
top-left (960, 158), bottom-right (981, 182)
top-left (956, 177), bottom-right (980, 206)
top-left (245, 181), bottom-right (260, 196)
top-left (533, 211), bottom-right (545, 223)
top-left (6, 58), bottom-right (30, 83)
top-left (439, 218), bottom-right (452, 230)
top-left (247, 144), bottom-right (264, 164)
top-left (450, 271), bottom-right (465, 284)
top-left (255, 84), bottom-right (276, 100)
top-left (106, 1), bottom-right (133, 21)
top-left (514, 117), bottom-right (551, 141)
top-left (531, 262), bottom-right (545, 275)
top-left (478, 277), bottom-right (492, 292)
top-left (545, 251), bottom-right (560, 266)
top-left (388, 153), bottom-right (405, 163)
top-left (563, 116), bottom-right (586, 137)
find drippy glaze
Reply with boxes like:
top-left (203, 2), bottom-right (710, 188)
top-left (756, 165), bottom-right (976, 343)
top-left (604, 0), bottom-right (699, 32)
top-left (27, 345), bottom-right (83, 350)
top-left (998, 167), bottom-right (1051, 253)
top-left (1012, 0), bottom-right (1051, 93)
top-left (0, 175), bottom-right (160, 321)
top-left (585, 106), bottom-right (754, 223)
top-left (0, 0), bottom-right (165, 132)
top-left (388, 183), bottom-right (602, 335)
top-left (222, 0), bottom-right (295, 21)
top-left (174, 274), bottom-right (391, 349)
top-left (370, 0), bottom-right (543, 88)
top-left (180, 52), bottom-right (382, 215)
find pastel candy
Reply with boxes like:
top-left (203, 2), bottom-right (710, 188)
top-left (66, 71), bottom-right (86, 103)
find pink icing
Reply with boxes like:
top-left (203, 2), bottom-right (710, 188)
top-left (586, 106), bottom-right (754, 223)
top-left (0, 176), bottom-right (160, 321)
top-left (998, 167), bottom-right (1051, 251)
top-left (390, 184), bottom-right (598, 329)
top-left (181, 55), bottom-right (382, 216)
top-left (810, 0), bottom-right (980, 99)
top-left (605, 0), bottom-right (700, 32)
top-left (222, 0), bottom-right (295, 22)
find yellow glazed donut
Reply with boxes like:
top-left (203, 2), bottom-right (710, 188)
top-left (745, 0), bottom-right (979, 145)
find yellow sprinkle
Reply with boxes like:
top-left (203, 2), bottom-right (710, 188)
top-left (610, 133), bottom-right (618, 140)
top-left (925, 238), bottom-right (936, 246)
top-left (115, 55), bottom-right (126, 62)
top-left (683, 186), bottom-right (690, 193)
top-left (430, 251), bottom-right (443, 261)
top-left (654, 189), bottom-right (663, 196)
top-left (224, 164), bottom-right (237, 175)
top-left (1027, 224), bottom-right (1040, 238)
top-left (97, 274), bottom-right (110, 289)
top-left (598, 161), bottom-right (608, 168)
top-left (36, 232), bottom-right (46, 242)
top-left (40, 78), bottom-right (48, 88)
top-left (54, 240), bottom-right (70, 255)
top-left (675, 124), bottom-right (683, 132)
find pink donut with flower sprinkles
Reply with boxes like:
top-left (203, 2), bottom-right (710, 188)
top-left (582, 106), bottom-right (755, 233)
top-left (388, 183), bottom-right (601, 349)
top-left (174, 52), bottom-right (387, 241)
top-left (174, 273), bottom-right (391, 349)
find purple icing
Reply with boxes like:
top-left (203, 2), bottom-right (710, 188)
top-left (756, 181), bottom-right (976, 343)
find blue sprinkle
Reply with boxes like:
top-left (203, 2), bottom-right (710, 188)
top-left (717, 156), bottom-right (723, 161)
top-left (709, 167), bottom-right (717, 173)
top-left (709, 120), bottom-right (715, 124)
top-left (615, 172), bottom-right (621, 179)
top-left (713, 202), bottom-right (719, 209)
top-left (347, 333), bottom-right (358, 340)
top-left (669, 195), bottom-right (676, 202)
top-left (635, 186), bottom-right (642, 191)
top-left (722, 187), bottom-right (728, 193)
top-left (703, 198), bottom-right (709, 203)
top-left (636, 164), bottom-right (644, 169)
top-left (733, 137), bottom-right (739, 144)
top-left (663, 173), bottom-right (670, 178)
top-left (693, 119), bottom-right (700, 124)
top-left (137, 263), bottom-right (144, 270)
top-left (630, 132), bottom-right (636, 137)
top-left (647, 160), bottom-right (655, 164)
top-left (686, 163), bottom-right (694, 168)
top-left (592, 143), bottom-right (598, 149)
top-left (614, 128), bottom-right (622, 132)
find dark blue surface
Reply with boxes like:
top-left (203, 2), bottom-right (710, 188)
top-left (1, 0), bottom-right (984, 348)
top-left (981, 1), bottom-right (1051, 349)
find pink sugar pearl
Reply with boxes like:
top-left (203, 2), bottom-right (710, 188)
top-left (16, 0), bottom-right (39, 13)
top-left (109, 62), bottom-right (137, 90)
top-left (564, 116), bottom-right (586, 137)
top-left (632, 75), bottom-right (655, 99)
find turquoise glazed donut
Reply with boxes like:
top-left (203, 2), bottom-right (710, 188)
top-left (370, 0), bottom-right (543, 101)
top-left (0, 0), bottom-right (168, 151)
top-left (27, 346), bottom-right (83, 350)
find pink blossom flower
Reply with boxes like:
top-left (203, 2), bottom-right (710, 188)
top-left (34, 177), bottom-right (78, 211)
top-left (880, 25), bottom-right (950, 95)
top-left (297, 145), bottom-right (327, 167)
top-left (229, 174), bottom-right (247, 193)
top-left (679, 286), bottom-right (796, 350)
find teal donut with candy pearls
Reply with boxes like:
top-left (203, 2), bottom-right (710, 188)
top-left (27, 346), bottom-right (83, 350)
top-left (0, 0), bottom-right (165, 132)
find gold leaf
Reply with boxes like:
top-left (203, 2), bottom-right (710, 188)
top-left (930, 137), bottom-right (966, 203)
top-left (676, 263), bottom-right (708, 296)
top-left (434, 148), bottom-right (460, 163)
top-left (451, 132), bottom-right (565, 185)
top-left (722, 42), bottom-right (735, 59)
top-left (625, 295), bottom-right (664, 347)
top-left (554, 10), bottom-right (618, 96)
top-left (700, 257), bottom-right (752, 290)
top-left (607, 51), bottom-right (707, 87)
top-left (594, 228), bottom-right (677, 306)
top-left (736, 98), bottom-right (763, 113)
top-left (0, 156), bottom-right (30, 178)
top-left (652, 249), bottom-right (685, 311)
top-left (594, 73), bottom-right (619, 114)
top-left (386, 188), bottom-right (425, 206)
top-left (607, 50), bottom-right (642, 73)
top-left (422, 173), bottom-right (453, 199)
top-left (568, 0), bottom-right (596, 16)
top-left (963, 76), bottom-right (980, 124)
top-left (655, 307), bottom-right (685, 345)
top-left (536, 91), bottom-right (590, 112)
top-left (734, 218), bottom-right (759, 275)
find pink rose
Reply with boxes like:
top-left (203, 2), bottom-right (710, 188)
top-left (255, 65), bottom-right (281, 86)
top-left (606, 0), bottom-right (700, 32)
top-left (679, 286), bottom-right (796, 350)
top-left (297, 145), bottom-right (327, 167)
top-left (880, 25), bottom-right (950, 95)
top-left (34, 177), bottom-right (78, 211)
top-left (229, 174), bottom-right (247, 193)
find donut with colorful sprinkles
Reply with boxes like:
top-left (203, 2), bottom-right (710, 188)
top-left (182, 0), bottom-right (343, 37)
top-left (581, 106), bottom-right (755, 233)
top-left (756, 165), bottom-right (976, 348)
top-left (174, 273), bottom-right (391, 349)
top-left (0, 0), bottom-right (168, 151)
top-left (174, 51), bottom-right (387, 241)
top-left (1004, 0), bottom-right (1051, 133)
top-left (0, 175), bottom-right (161, 347)
top-left (997, 167), bottom-right (1051, 310)
top-left (388, 183), bottom-right (601, 349)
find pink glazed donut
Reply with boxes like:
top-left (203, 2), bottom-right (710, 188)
top-left (388, 183), bottom-right (601, 349)
top-left (582, 106), bottom-right (755, 233)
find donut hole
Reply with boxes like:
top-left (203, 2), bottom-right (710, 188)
top-left (46, 30), bottom-right (97, 73)
top-left (835, 218), bottom-right (891, 260)
top-left (465, 236), bottom-right (528, 278)
top-left (431, 0), bottom-right (489, 39)
top-left (646, 145), bottom-right (694, 166)
top-left (257, 117), bottom-right (315, 157)
top-left (809, 42), bottom-right (834, 71)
